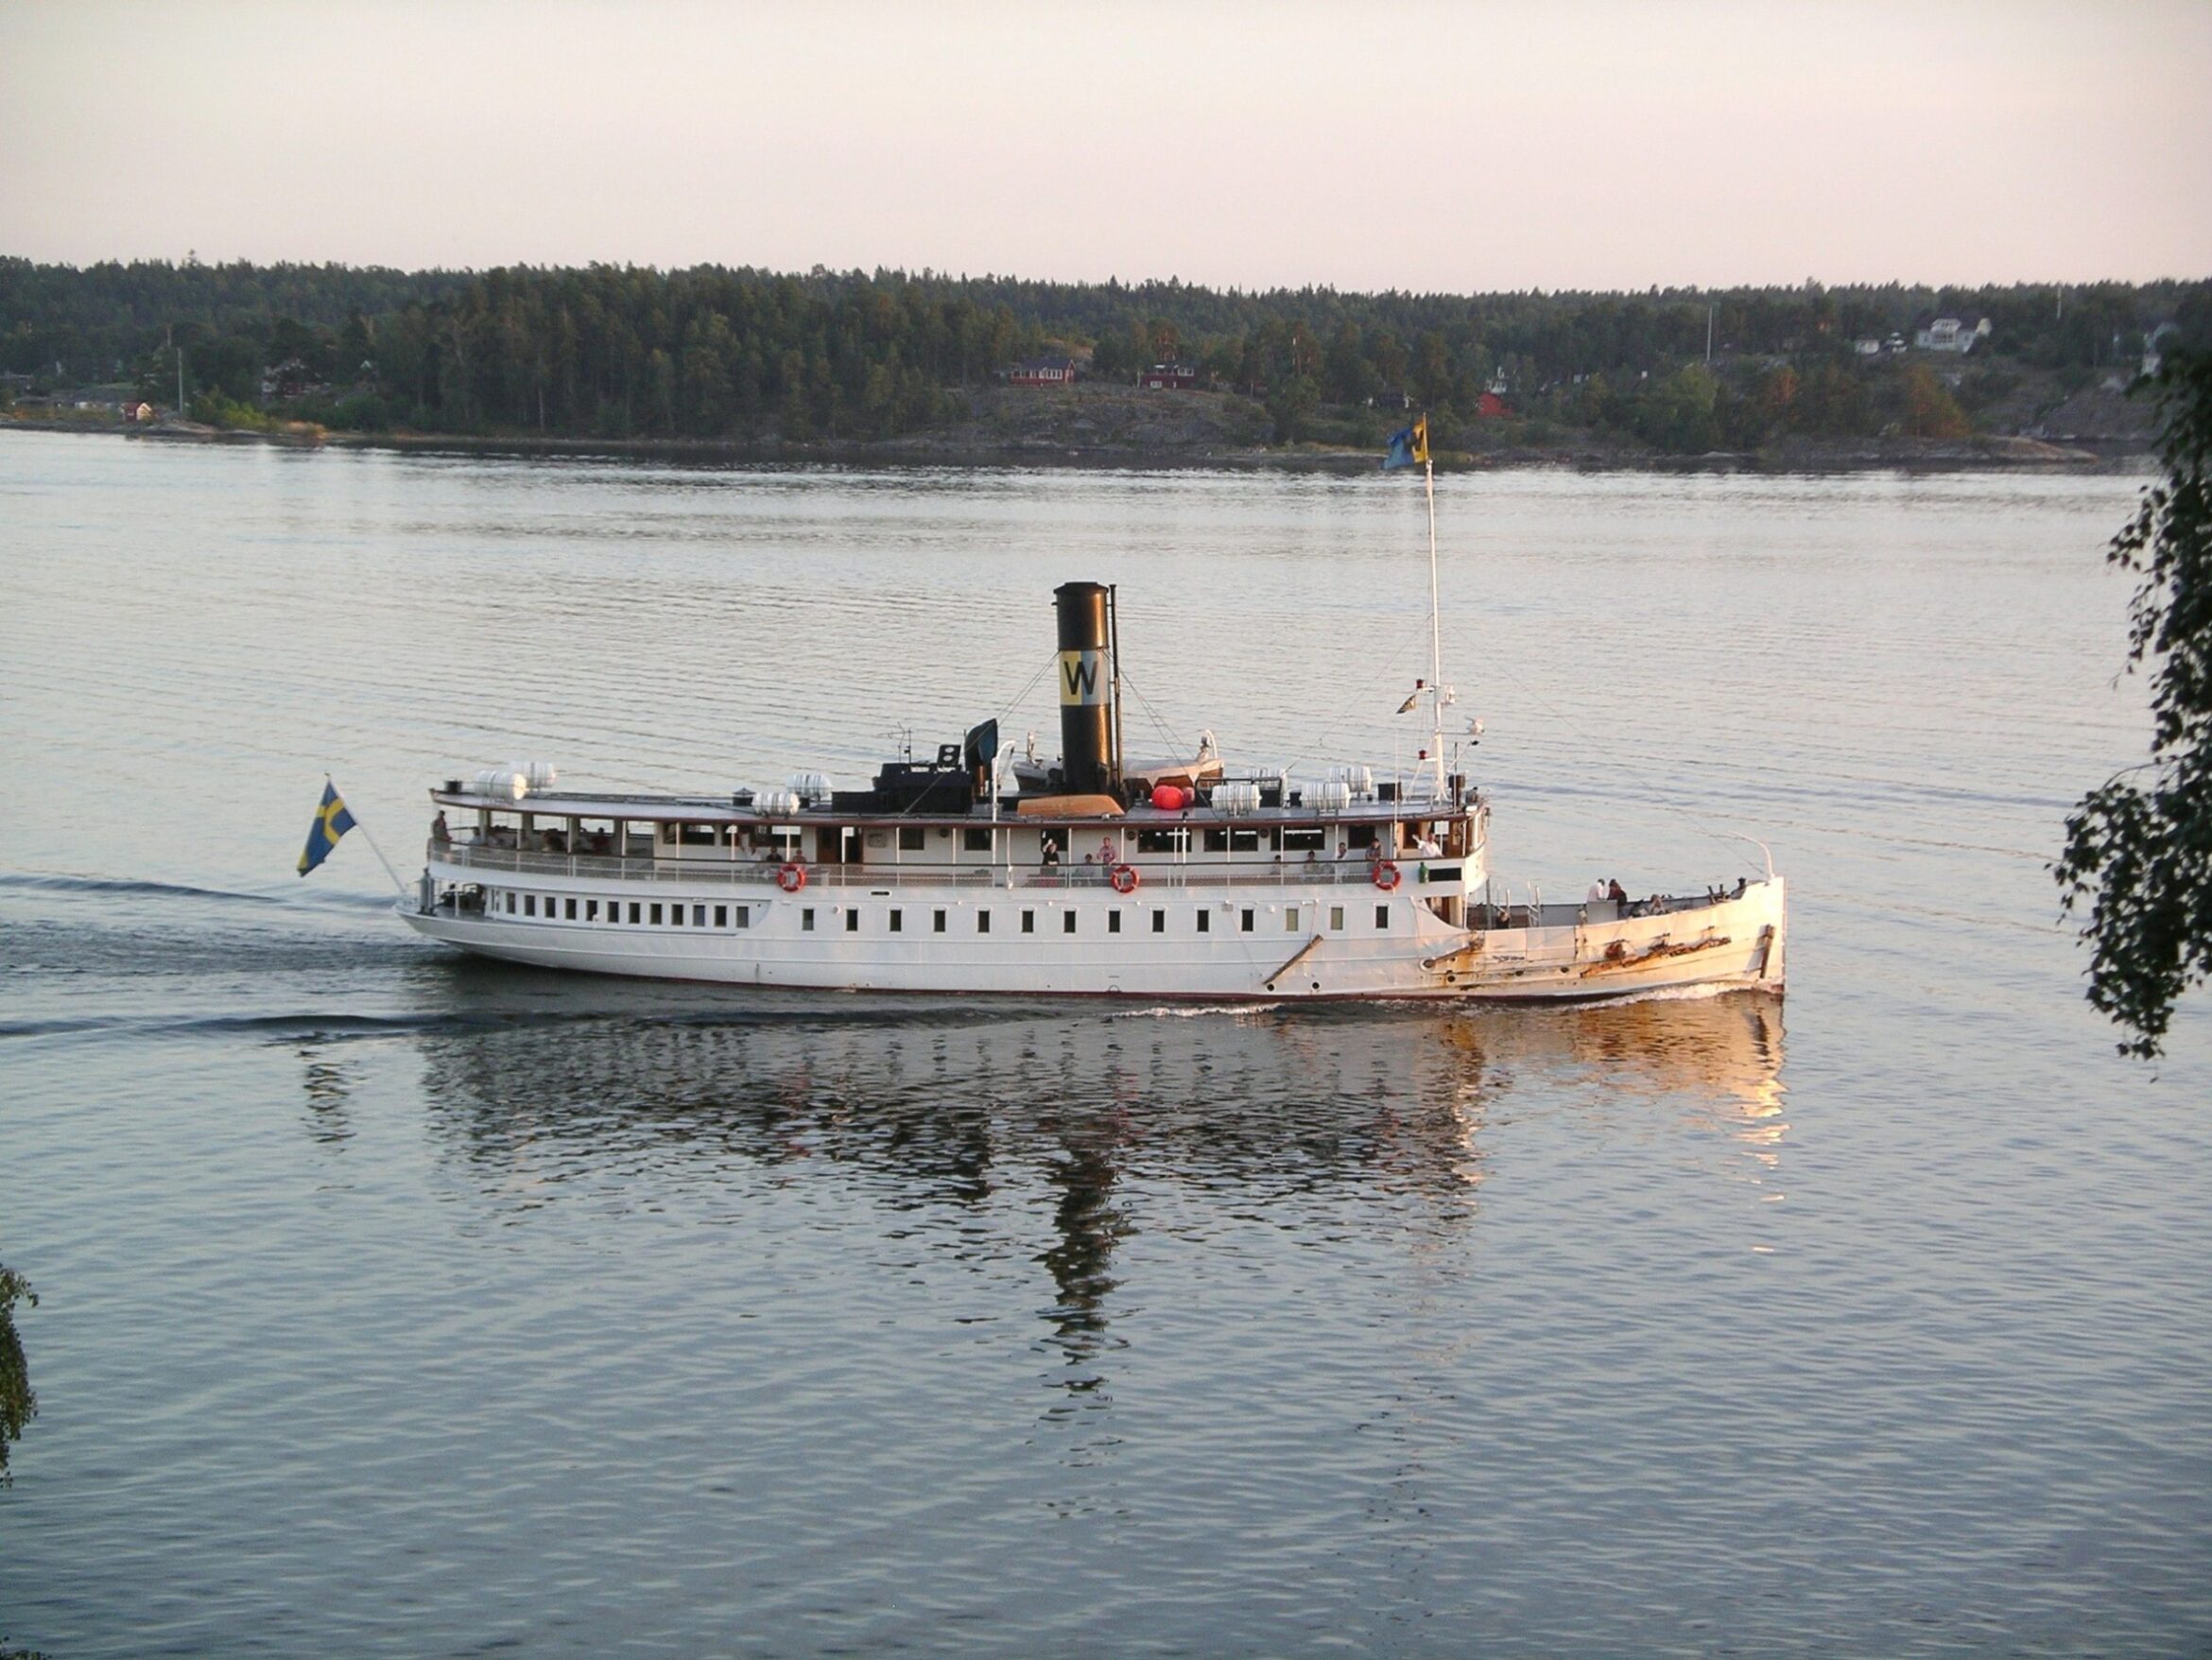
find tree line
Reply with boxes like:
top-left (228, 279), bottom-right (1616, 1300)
top-left (4, 255), bottom-right (2208, 450)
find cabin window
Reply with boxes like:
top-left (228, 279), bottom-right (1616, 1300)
top-left (1239, 908), bottom-right (1254, 933)
top-left (963, 827), bottom-right (993, 852)
top-left (629, 903), bottom-right (642, 924)
top-left (714, 905), bottom-right (727, 927)
top-left (1022, 910), bottom-right (1035, 934)
top-left (1284, 828), bottom-right (1325, 852)
top-left (671, 905), bottom-right (685, 926)
top-left (977, 911), bottom-right (992, 934)
top-left (1151, 909), bottom-right (1165, 933)
top-left (1108, 911), bottom-right (1121, 934)
top-left (1231, 829), bottom-right (1260, 853)
top-left (899, 827), bottom-right (926, 852)
top-left (587, 900), bottom-right (600, 922)
top-left (734, 907), bottom-right (751, 928)
top-left (651, 903), bottom-right (664, 925)
top-left (679, 823), bottom-right (718, 846)
top-left (1349, 825), bottom-right (1379, 849)
top-left (1137, 827), bottom-right (1190, 854)
top-left (1196, 910), bottom-right (1211, 934)
top-left (846, 909), bottom-right (860, 933)
top-left (1375, 904), bottom-right (1390, 928)
top-left (694, 905), bottom-right (707, 927)
top-left (503, 891), bottom-right (514, 914)
top-left (1203, 828), bottom-right (1228, 853)
top-left (803, 908), bottom-right (816, 930)
top-left (1286, 909), bottom-right (1301, 932)
top-left (889, 909), bottom-right (904, 933)
top-left (524, 894), bottom-right (537, 917)
top-left (1063, 911), bottom-right (1077, 934)
top-left (1330, 905), bottom-right (1345, 930)
top-left (933, 909), bottom-right (947, 933)
top-left (565, 898), bottom-right (578, 921)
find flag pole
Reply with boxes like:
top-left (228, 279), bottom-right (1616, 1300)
top-left (1424, 439), bottom-right (1444, 793)
top-left (332, 774), bottom-right (411, 898)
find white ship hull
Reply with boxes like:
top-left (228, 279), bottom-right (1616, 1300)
top-left (399, 859), bottom-right (1785, 1003)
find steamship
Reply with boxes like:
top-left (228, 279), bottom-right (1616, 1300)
top-left (399, 581), bottom-right (1786, 1000)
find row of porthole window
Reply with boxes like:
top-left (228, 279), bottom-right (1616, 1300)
top-left (798, 903), bottom-right (1392, 934)
top-left (499, 891), bottom-right (750, 928)
top-left (493, 891), bottom-right (1397, 936)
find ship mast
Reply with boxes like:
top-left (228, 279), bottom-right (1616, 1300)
top-left (1425, 445), bottom-right (1445, 794)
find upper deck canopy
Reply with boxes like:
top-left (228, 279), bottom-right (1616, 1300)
top-left (429, 783), bottom-right (1476, 829)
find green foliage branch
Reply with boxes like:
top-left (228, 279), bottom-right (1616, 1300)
top-left (2056, 350), bottom-right (2212, 1056)
top-left (0, 1263), bottom-right (34, 1485)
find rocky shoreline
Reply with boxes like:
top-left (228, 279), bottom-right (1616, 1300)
top-left (4, 408), bottom-right (2150, 475)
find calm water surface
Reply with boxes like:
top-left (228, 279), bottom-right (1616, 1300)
top-left (1, 432), bottom-right (2206, 1655)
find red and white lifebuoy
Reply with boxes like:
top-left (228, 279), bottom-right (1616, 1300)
top-left (1109, 861), bottom-right (1140, 894)
top-left (1372, 859), bottom-right (1402, 892)
top-left (776, 861), bottom-right (807, 893)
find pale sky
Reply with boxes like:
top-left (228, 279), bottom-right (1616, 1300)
top-left (4, 0), bottom-right (2208, 290)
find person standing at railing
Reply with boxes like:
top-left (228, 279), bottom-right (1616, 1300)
top-left (432, 811), bottom-right (450, 846)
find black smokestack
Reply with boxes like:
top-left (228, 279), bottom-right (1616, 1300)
top-left (1054, 581), bottom-right (1115, 796)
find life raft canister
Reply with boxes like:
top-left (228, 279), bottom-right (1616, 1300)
top-left (776, 861), bottom-right (808, 893)
top-left (1110, 861), bottom-right (1140, 894)
top-left (1373, 859), bottom-right (1402, 892)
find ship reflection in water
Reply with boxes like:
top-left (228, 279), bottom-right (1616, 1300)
top-left (396, 980), bottom-right (1784, 1397)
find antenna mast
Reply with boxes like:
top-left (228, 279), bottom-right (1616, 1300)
top-left (1425, 447), bottom-right (1444, 793)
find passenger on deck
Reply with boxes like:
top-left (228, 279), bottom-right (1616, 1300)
top-left (1041, 835), bottom-right (1060, 869)
top-left (431, 811), bottom-right (450, 845)
top-left (1607, 878), bottom-right (1628, 906)
top-left (1586, 880), bottom-right (1603, 904)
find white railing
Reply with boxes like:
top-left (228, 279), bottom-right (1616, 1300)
top-left (429, 839), bottom-right (1468, 893)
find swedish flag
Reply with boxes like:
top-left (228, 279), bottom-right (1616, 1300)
top-left (1383, 415), bottom-right (1431, 471)
top-left (298, 781), bottom-right (356, 876)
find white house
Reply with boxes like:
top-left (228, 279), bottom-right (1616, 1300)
top-left (1913, 317), bottom-right (1992, 354)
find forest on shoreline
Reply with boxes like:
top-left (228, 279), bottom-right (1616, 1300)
top-left (4, 257), bottom-right (2207, 458)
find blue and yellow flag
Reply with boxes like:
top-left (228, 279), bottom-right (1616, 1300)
top-left (1383, 415), bottom-right (1431, 471)
top-left (298, 781), bottom-right (356, 876)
